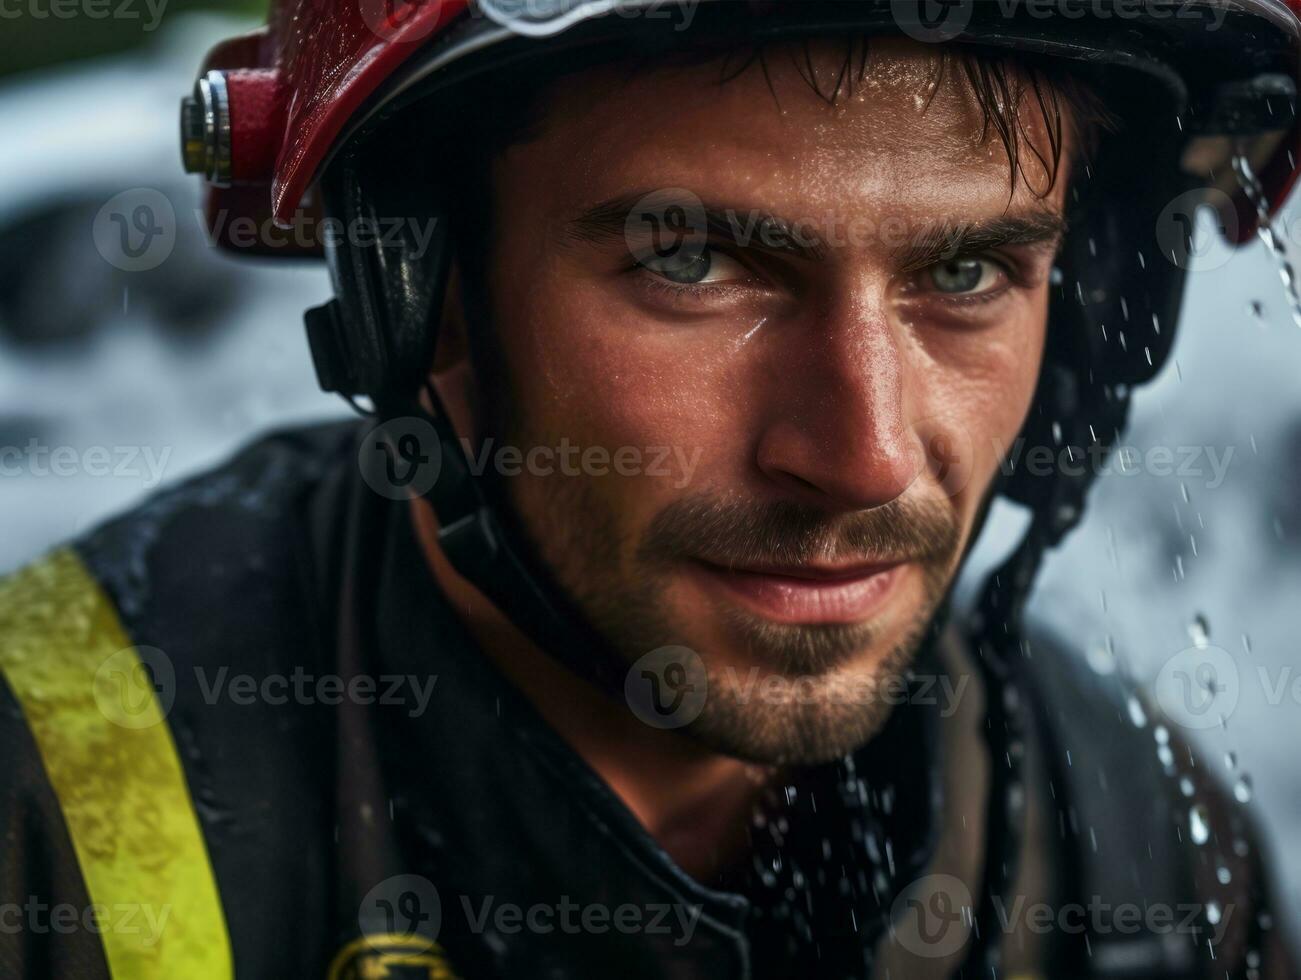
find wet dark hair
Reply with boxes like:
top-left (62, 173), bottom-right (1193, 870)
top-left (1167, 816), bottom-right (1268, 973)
top-left (448, 36), bottom-right (1115, 193)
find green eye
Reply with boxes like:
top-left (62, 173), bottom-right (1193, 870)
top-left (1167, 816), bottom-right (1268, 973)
top-left (929, 258), bottom-right (997, 295)
top-left (642, 248), bottom-right (715, 285)
top-left (639, 246), bottom-right (751, 289)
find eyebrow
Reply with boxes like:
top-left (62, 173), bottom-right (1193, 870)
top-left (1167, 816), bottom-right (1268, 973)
top-left (566, 193), bottom-right (827, 262)
top-left (565, 192), bottom-right (1067, 267)
top-left (893, 212), bottom-right (1069, 271)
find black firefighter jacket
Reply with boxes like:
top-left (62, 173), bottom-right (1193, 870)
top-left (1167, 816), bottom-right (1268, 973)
top-left (0, 423), bottom-right (1293, 979)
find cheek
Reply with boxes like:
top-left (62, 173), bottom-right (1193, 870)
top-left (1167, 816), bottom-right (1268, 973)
top-left (494, 275), bottom-right (741, 520)
top-left (909, 299), bottom-right (1048, 515)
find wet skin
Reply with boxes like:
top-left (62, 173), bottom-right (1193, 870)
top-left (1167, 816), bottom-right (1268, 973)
top-left (419, 37), bottom-right (1075, 870)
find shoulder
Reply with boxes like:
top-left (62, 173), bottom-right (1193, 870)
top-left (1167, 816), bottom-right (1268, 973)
top-left (0, 421), bottom-right (365, 978)
top-left (74, 420), bottom-right (360, 622)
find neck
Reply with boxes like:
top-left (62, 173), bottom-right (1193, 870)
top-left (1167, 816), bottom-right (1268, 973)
top-left (410, 499), bottom-right (771, 881)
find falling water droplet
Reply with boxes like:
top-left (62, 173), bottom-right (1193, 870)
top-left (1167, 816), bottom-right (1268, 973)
top-left (1233, 154), bottom-right (1301, 328)
top-left (1179, 776), bottom-right (1195, 797)
top-left (1189, 804), bottom-right (1211, 845)
top-left (1233, 775), bottom-right (1254, 804)
top-left (1154, 724), bottom-right (1170, 746)
top-left (1088, 642), bottom-right (1117, 676)
top-left (1217, 865), bottom-right (1232, 885)
top-left (1206, 900), bottom-right (1222, 925)
top-left (1126, 695), bottom-right (1148, 728)
top-left (1188, 615), bottom-right (1210, 648)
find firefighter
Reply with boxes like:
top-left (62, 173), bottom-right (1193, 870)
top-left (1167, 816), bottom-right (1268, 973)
top-left (1, 1), bottom-right (1298, 977)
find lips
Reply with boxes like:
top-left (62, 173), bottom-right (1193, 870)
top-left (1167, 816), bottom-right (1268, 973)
top-left (690, 558), bottom-right (907, 625)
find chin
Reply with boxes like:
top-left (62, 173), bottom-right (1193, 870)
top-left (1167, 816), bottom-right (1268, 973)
top-left (680, 622), bottom-right (927, 767)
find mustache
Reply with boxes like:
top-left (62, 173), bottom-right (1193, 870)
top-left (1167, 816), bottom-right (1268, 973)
top-left (638, 492), bottom-right (961, 569)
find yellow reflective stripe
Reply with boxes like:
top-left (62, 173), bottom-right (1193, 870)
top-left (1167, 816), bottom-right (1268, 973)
top-left (0, 548), bottom-right (233, 979)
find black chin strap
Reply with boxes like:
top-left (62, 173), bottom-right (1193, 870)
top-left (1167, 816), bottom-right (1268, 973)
top-left (374, 385), bottom-right (634, 697)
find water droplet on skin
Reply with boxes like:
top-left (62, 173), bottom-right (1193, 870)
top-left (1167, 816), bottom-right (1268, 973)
top-left (1233, 775), bottom-right (1253, 804)
top-left (1189, 804), bottom-right (1211, 845)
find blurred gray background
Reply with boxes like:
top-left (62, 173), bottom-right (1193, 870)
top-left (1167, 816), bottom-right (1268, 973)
top-left (1, 7), bottom-right (1297, 931)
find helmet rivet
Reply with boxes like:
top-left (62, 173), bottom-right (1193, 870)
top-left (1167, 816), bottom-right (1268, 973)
top-left (180, 70), bottom-right (231, 187)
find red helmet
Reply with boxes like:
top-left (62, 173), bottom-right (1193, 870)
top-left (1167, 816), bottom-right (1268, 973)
top-left (183, 0), bottom-right (1299, 242)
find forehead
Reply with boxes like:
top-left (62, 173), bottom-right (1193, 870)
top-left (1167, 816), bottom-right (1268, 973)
top-left (504, 37), bottom-right (1072, 221)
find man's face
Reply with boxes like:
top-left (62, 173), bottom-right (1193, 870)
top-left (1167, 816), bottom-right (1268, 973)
top-left (465, 38), bottom-right (1070, 764)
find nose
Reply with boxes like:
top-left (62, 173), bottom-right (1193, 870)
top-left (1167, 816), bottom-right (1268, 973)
top-left (754, 294), bottom-right (918, 511)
